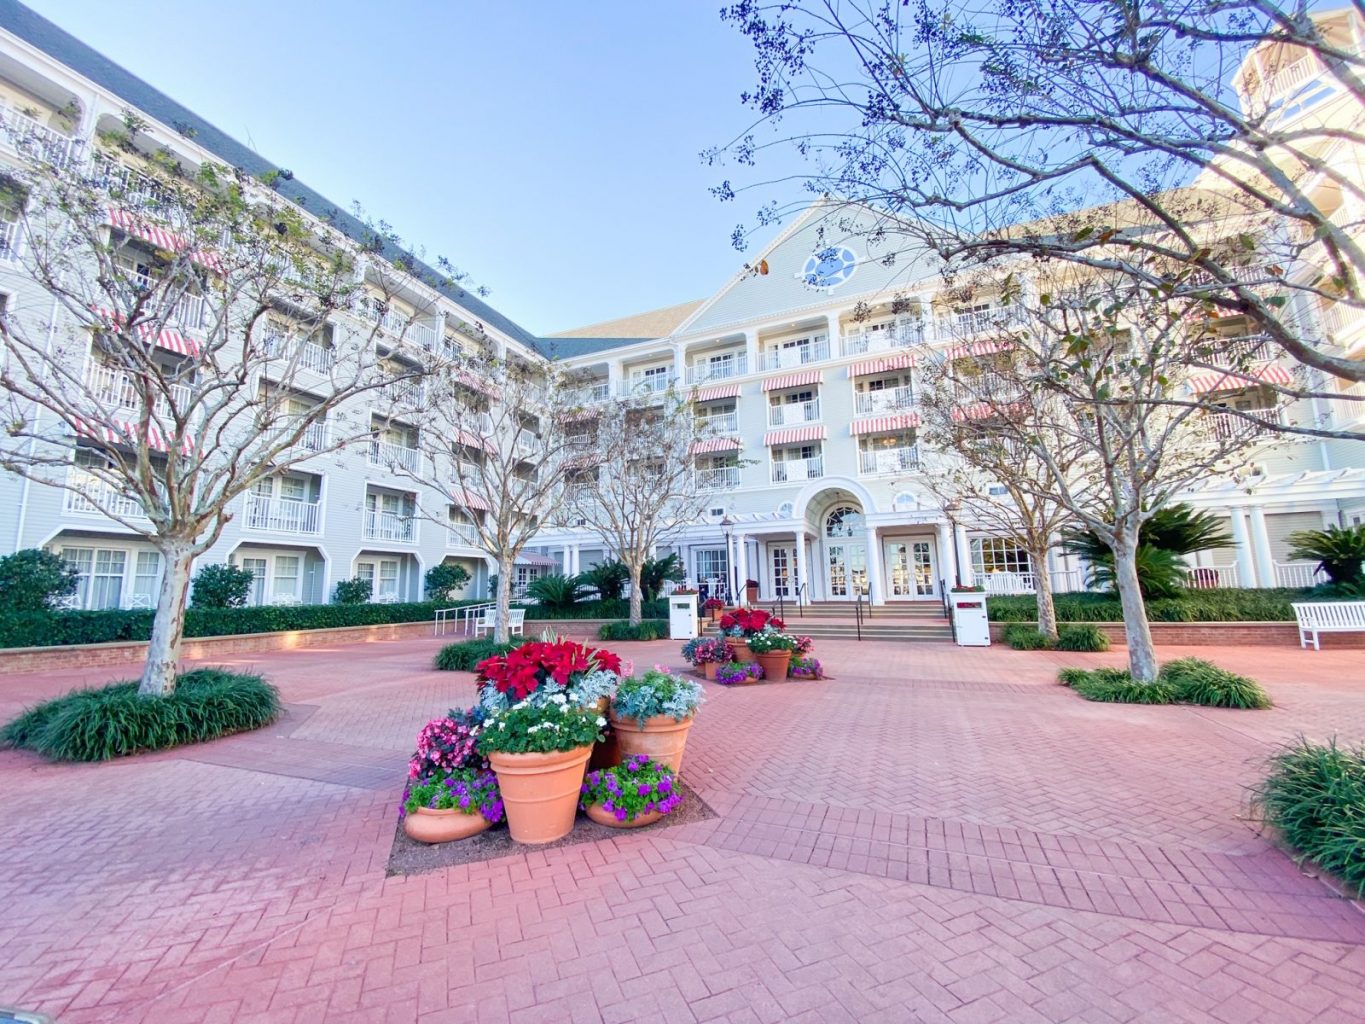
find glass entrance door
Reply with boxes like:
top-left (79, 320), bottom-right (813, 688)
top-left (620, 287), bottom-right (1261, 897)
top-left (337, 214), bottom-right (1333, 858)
top-left (826, 543), bottom-right (867, 599)
top-left (771, 545), bottom-right (795, 598)
top-left (886, 540), bottom-right (938, 598)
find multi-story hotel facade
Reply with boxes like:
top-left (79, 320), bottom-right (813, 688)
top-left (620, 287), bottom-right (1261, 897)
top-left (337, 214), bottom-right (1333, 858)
top-left (1, 2), bottom-right (1363, 612)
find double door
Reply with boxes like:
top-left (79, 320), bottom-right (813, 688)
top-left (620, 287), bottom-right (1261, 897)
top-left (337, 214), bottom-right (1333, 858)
top-left (886, 539), bottom-right (938, 598)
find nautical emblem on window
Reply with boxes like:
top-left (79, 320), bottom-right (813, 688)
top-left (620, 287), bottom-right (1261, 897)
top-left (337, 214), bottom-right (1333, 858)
top-left (799, 246), bottom-right (857, 291)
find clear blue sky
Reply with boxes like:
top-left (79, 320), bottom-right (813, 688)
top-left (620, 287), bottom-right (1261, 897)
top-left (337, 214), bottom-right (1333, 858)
top-left (26, 1), bottom-right (788, 335)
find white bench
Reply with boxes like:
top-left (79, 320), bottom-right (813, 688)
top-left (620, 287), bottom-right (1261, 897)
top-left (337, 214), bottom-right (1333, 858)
top-left (1292, 601), bottom-right (1365, 650)
top-left (472, 607), bottom-right (525, 638)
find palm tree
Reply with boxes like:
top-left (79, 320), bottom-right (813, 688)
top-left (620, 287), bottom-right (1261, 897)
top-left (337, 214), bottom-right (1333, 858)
top-left (1288, 525), bottom-right (1365, 589)
top-left (1064, 504), bottom-right (1234, 598)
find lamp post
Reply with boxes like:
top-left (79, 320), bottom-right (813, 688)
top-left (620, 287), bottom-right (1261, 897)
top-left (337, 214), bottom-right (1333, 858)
top-left (944, 501), bottom-right (962, 589)
top-left (720, 514), bottom-right (736, 604)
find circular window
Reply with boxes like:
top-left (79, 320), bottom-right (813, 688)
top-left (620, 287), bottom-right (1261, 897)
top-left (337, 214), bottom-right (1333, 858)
top-left (825, 505), bottom-right (864, 537)
top-left (777, 501), bottom-right (795, 518)
top-left (893, 491), bottom-right (918, 512)
top-left (801, 246), bottom-right (858, 291)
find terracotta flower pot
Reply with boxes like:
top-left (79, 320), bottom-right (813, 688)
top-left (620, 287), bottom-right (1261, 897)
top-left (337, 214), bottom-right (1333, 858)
top-left (402, 807), bottom-right (493, 844)
top-left (702, 661), bottom-right (719, 681)
top-left (730, 638), bottom-right (755, 663)
top-left (755, 650), bottom-right (792, 681)
top-left (488, 745), bottom-right (593, 844)
top-left (584, 802), bottom-right (664, 829)
top-left (609, 711), bottom-right (695, 775)
top-left (708, 608), bottom-right (722, 622)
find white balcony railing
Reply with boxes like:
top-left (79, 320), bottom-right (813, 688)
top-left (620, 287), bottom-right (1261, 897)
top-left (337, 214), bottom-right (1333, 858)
top-left (855, 386), bottom-right (915, 416)
top-left (696, 412), bottom-right (739, 434)
top-left (1273, 561), bottom-right (1329, 589)
top-left (841, 322), bottom-right (924, 357)
top-left (172, 292), bottom-right (209, 330)
top-left (569, 382), bottom-right (611, 405)
top-left (758, 338), bottom-right (830, 371)
top-left (858, 446), bottom-right (920, 476)
top-left (289, 419), bottom-right (330, 452)
top-left (0, 106), bottom-right (82, 169)
top-left (446, 522), bottom-right (479, 547)
top-left (685, 354), bottom-right (748, 384)
top-left (363, 509), bottom-right (415, 542)
top-left (768, 399), bottom-right (821, 427)
top-left (1321, 301), bottom-right (1365, 339)
top-left (934, 305), bottom-right (1027, 339)
top-left (1185, 564), bottom-right (1240, 589)
top-left (64, 470), bottom-right (147, 520)
top-left (0, 217), bottom-right (21, 261)
top-left (771, 455), bottom-right (824, 483)
top-left (973, 571), bottom-right (1038, 595)
top-left (1254, 54), bottom-right (1323, 106)
top-left (86, 363), bottom-right (193, 419)
top-left (619, 374), bottom-right (677, 398)
top-left (1206, 406), bottom-right (1285, 440)
top-left (357, 302), bottom-right (440, 351)
top-left (1205, 334), bottom-right (1276, 365)
top-left (385, 378), bottom-right (426, 407)
top-left (696, 466), bottom-right (741, 490)
top-left (370, 439), bottom-right (421, 473)
top-left (244, 493), bottom-right (321, 535)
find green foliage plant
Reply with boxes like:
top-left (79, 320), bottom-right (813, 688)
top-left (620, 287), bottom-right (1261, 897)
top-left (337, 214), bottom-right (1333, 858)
top-left (1287, 524), bottom-right (1365, 588)
top-left (1159, 657), bottom-right (1272, 709)
top-left (581, 561), bottom-right (629, 601)
top-left (475, 692), bottom-right (604, 756)
top-left (190, 564), bottom-right (255, 609)
top-left (526, 573), bottom-right (589, 610)
top-left (1054, 624), bottom-right (1111, 652)
top-left (425, 563), bottom-right (472, 601)
top-left (597, 619), bottom-right (668, 641)
top-left (332, 576), bottom-right (372, 604)
top-left (434, 638), bottom-right (519, 671)
top-left (0, 549), bottom-right (79, 611)
top-left (611, 668), bottom-right (704, 726)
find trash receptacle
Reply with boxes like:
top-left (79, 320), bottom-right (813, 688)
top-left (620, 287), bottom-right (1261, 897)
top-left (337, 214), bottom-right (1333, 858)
top-left (668, 593), bottom-right (699, 640)
top-left (949, 589), bottom-right (991, 647)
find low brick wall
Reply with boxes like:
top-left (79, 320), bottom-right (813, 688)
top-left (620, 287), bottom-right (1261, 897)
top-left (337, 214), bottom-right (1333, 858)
top-left (0, 618), bottom-right (621, 675)
top-left (988, 620), bottom-right (1365, 649)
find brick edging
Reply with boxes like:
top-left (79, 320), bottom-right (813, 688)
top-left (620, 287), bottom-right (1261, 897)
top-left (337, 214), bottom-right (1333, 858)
top-left (988, 620), bottom-right (1365, 648)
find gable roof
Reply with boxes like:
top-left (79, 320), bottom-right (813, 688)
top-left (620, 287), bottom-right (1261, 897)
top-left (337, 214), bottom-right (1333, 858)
top-left (0, 0), bottom-right (549, 355)
top-left (549, 298), bottom-right (704, 340)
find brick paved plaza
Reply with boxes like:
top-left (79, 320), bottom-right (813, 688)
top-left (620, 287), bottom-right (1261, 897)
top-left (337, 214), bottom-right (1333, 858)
top-left (3, 636), bottom-right (1364, 1023)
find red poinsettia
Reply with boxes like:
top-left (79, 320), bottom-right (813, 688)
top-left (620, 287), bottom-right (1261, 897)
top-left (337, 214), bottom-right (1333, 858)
top-left (718, 608), bottom-right (785, 636)
top-left (476, 640), bottom-right (623, 702)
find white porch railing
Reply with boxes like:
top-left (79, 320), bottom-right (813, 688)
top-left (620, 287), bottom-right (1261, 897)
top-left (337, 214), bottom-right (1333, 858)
top-left (1207, 406), bottom-right (1285, 440)
top-left (758, 338), bottom-right (830, 371)
top-left (363, 510), bottom-right (415, 542)
top-left (935, 305), bottom-right (1026, 339)
top-left (697, 466), bottom-right (741, 490)
top-left (370, 439), bottom-right (421, 473)
top-left (244, 494), bottom-right (321, 535)
top-left (446, 522), bottom-right (479, 547)
top-left (64, 470), bottom-right (147, 519)
top-left (841, 322), bottom-right (924, 357)
top-left (569, 382), bottom-right (611, 405)
top-left (685, 354), bottom-right (748, 384)
top-left (0, 106), bottom-right (82, 168)
top-left (696, 411), bottom-right (739, 434)
top-left (974, 571), bottom-right (1038, 595)
top-left (86, 363), bottom-right (193, 418)
top-left (1185, 564), bottom-right (1240, 589)
top-left (1275, 561), bottom-right (1329, 588)
top-left (265, 332), bottom-right (335, 373)
top-left (771, 455), bottom-right (823, 483)
top-left (619, 374), bottom-right (677, 398)
top-left (768, 399), bottom-right (821, 427)
top-left (859, 446), bottom-right (920, 476)
top-left (855, 386), bottom-right (915, 415)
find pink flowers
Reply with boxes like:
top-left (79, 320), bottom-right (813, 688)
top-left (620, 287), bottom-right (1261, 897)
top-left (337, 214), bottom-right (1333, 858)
top-left (408, 716), bottom-right (483, 780)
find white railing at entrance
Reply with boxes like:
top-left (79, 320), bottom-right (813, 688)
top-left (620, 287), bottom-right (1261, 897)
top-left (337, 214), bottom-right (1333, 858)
top-left (1274, 561), bottom-right (1329, 588)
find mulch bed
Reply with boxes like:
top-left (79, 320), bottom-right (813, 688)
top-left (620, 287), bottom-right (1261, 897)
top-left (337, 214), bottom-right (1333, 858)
top-left (386, 777), bottom-right (716, 876)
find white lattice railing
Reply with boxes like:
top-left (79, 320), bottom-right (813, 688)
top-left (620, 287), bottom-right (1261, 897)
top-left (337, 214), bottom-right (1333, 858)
top-left (1185, 564), bottom-right (1240, 589)
top-left (1275, 561), bottom-right (1329, 588)
top-left (696, 466), bottom-right (741, 490)
top-left (244, 494), bottom-right (321, 535)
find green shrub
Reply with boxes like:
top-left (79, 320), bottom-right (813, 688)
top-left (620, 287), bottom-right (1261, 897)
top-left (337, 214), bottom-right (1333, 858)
top-left (988, 588), bottom-right (1305, 624)
top-left (1059, 667), bottom-right (1178, 704)
top-left (1288, 524), bottom-right (1365, 588)
top-left (1256, 738), bottom-right (1365, 897)
top-left (597, 619), bottom-right (669, 641)
top-left (526, 573), bottom-right (589, 610)
top-left (425, 563), bottom-right (472, 601)
top-left (1054, 624), bottom-right (1111, 652)
top-left (434, 638), bottom-right (518, 671)
top-left (581, 560), bottom-right (629, 601)
top-left (332, 576), bottom-right (372, 604)
top-left (1004, 623), bottom-right (1055, 650)
top-left (515, 598), bottom-right (668, 621)
top-left (0, 548), bottom-right (79, 611)
top-left (1159, 657), bottom-right (1272, 709)
top-left (0, 668), bottom-right (280, 761)
top-left (190, 564), bottom-right (255, 608)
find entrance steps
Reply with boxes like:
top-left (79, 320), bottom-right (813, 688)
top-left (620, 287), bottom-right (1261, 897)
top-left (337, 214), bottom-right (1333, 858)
top-left (704, 600), bottom-right (955, 643)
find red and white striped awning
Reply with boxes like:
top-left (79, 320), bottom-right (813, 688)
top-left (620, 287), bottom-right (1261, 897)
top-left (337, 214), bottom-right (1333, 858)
top-left (762, 369), bottom-right (823, 392)
top-left (945, 338), bottom-right (1011, 361)
top-left (108, 206), bottom-right (224, 274)
top-left (73, 415), bottom-right (195, 454)
top-left (692, 383), bottom-right (741, 402)
top-left (764, 425), bottom-right (827, 446)
top-left (454, 367), bottom-right (500, 398)
top-left (91, 307), bottom-right (202, 357)
top-left (516, 551), bottom-right (559, 568)
top-left (851, 413), bottom-right (920, 435)
top-left (453, 489), bottom-right (491, 512)
top-left (454, 428), bottom-right (497, 454)
top-left (1187, 364), bottom-right (1294, 394)
top-left (847, 352), bottom-right (915, 378)
top-left (690, 437), bottom-right (742, 455)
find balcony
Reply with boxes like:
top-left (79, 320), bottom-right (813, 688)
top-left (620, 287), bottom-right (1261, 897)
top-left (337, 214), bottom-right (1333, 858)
top-left (696, 466), bottom-right (741, 490)
top-left (859, 446), bottom-right (920, 476)
top-left (93, 154), bottom-right (177, 212)
top-left (685, 354), bottom-right (748, 384)
top-left (618, 375), bottom-right (677, 399)
top-left (841, 322), bottom-right (924, 357)
top-left (287, 419), bottom-right (330, 452)
top-left (384, 377), bottom-right (426, 407)
top-left (446, 522), bottom-right (479, 547)
top-left (1202, 333), bottom-right (1276, 365)
top-left (934, 305), bottom-right (1027, 339)
top-left (363, 509), bottom-right (415, 543)
top-left (696, 411), bottom-right (739, 434)
top-left (1322, 301), bottom-right (1365, 341)
top-left (0, 217), bottom-right (20, 261)
top-left (768, 399), bottom-right (821, 427)
top-left (1206, 406), bottom-right (1285, 441)
top-left (357, 302), bottom-right (440, 351)
top-left (64, 470), bottom-right (147, 519)
top-left (855, 386), bottom-right (915, 416)
top-left (86, 363), bottom-right (193, 419)
top-left (265, 332), bottom-right (336, 373)
top-left (758, 338), bottom-right (829, 371)
top-left (370, 439), bottom-right (421, 473)
top-left (771, 455), bottom-right (824, 483)
top-left (0, 106), bottom-right (82, 169)
top-left (244, 493), bottom-right (321, 534)
top-left (568, 382), bottom-right (611, 405)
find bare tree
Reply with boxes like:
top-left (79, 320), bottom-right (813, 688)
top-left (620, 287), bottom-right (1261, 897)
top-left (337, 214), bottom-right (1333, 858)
top-left (393, 354), bottom-right (584, 642)
top-left (712, 0), bottom-right (1365, 428)
top-left (569, 390), bottom-right (711, 625)
top-left (920, 268), bottom-right (1265, 681)
top-left (0, 124), bottom-right (454, 696)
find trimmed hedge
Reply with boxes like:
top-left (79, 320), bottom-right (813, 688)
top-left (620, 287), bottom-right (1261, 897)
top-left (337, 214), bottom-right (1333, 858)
top-left (988, 588), bottom-right (1308, 624)
top-left (1003, 623), bottom-right (1111, 652)
top-left (514, 599), bottom-right (668, 621)
top-left (597, 619), bottom-right (670, 641)
top-left (0, 599), bottom-right (481, 650)
top-left (1, 668), bottom-right (280, 761)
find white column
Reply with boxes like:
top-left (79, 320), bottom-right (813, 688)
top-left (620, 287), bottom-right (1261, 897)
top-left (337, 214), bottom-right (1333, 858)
top-left (936, 522), bottom-right (955, 590)
top-left (826, 313), bottom-right (841, 357)
top-left (678, 544), bottom-right (692, 587)
top-left (863, 527), bottom-right (884, 604)
top-left (1227, 509), bottom-right (1255, 588)
top-left (954, 524), bottom-right (972, 586)
top-left (735, 533), bottom-right (750, 599)
top-left (672, 342), bottom-right (686, 385)
top-left (607, 359), bottom-right (623, 396)
top-left (744, 330), bottom-right (760, 374)
top-left (1248, 506), bottom-right (1276, 588)
top-left (794, 530), bottom-right (811, 603)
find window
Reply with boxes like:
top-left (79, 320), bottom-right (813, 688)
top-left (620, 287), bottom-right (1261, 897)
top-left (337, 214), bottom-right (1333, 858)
top-left (62, 546), bottom-right (127, 609)
top-left (694, 548), bottom-right (728, 583)
top-left (777, 445), bottom-right (816, 462)
top-left (825, 506), bottom-right (864, 538)
top-left (782, 389), bottom-right (814, 405)
top-left (0, 194), bottom-right (21, 260)
top-left (971, 537), bottom-right (1033, 577)
top-left (240, 557), bottom-right (267, 605)
top-left (514, 565), bottom-right (541, 596)
top-left (132, 551), bottom-right (161, 608)
top-left (278, 475), bottom-right (308, 502)
top-left (377, 559), bottom-right (399, 599)
top-left (272, 555), bottom-right (300, 599)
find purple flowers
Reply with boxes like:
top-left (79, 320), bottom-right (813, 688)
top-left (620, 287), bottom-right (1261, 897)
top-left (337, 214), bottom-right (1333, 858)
top-left (580, 756), bottom-right (683, 823)
top-left (714, 661), bottom-right (763, 686)
top-left (400, 768), bottom-right (504, 822)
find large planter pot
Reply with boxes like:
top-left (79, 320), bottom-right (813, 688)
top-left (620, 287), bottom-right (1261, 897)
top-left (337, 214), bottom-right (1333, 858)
top-left (755, 650), bottom-right (792, 681)
top-left (584, 802), bottom-right (664, 830)
top-left (488, 745), bottom-right (593, 844)
top-left (609, 712), bottom-right (696, 775)
top-left (730, 638), bottom-right (755, 663)
top-left (745, 585), bottom-right (759, 604)
top-left (402, 807), bottom-right (493, 844)
top-left (708, 608), bottom-right (722, 623)
top-left (701, 661), bottom-right (719, 681)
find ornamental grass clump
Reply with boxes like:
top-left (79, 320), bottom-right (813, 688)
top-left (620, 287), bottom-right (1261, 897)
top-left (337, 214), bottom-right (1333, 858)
top-left (1159, 658), bottom-right (1273, 709)
top-left (714, 661), bottom-right (763, 685)
top-left (580, 755), bottom-right (683, 824)
top-left (1255, 737), bottom-right (1365, 897)
top-left (400, 768), bottom-right (504, 823)
top-left (611, 668), bottom-right (705, 725)
top-left (475, 693), bottom-right (606, 756)
top-left (434, 638), bottom-right (519, 671)
top-left (475, 638), bottom-right (623, 712)
top-left (1058, 667), bottom-right (1178, 704)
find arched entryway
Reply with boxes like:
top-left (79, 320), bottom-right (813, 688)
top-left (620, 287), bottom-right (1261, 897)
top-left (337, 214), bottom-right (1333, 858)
top-left (820, 502), bottom-right (868, 599)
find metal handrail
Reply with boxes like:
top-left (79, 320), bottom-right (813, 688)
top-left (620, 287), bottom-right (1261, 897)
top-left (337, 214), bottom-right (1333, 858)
top-left (795, 580), bottom-right (807, 618)
top-left (854, 588), bottom-right (864, 641)
top-left (940, 578), bottom-right (957, 643)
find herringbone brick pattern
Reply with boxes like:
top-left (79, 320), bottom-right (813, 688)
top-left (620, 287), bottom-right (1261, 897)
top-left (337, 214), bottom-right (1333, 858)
top-left (1, 636), bottom-right (1363, 1022)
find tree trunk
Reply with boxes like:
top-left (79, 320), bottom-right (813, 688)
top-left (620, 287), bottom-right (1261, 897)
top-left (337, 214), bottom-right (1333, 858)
top-left (1111, 532), bottom-right (1159, 684)
top-left (495, 552), bottom-right (514, 643)
top-left (628, 559), bottom-right (643, 626)
top-left (1031, 543), bottom-right (1058, 641)
top-left (138, 543), bottom-right (194, 697)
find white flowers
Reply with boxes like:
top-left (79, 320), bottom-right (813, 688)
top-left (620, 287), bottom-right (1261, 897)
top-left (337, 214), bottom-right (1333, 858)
top-left (596, 716), bottom-right (607, 727)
